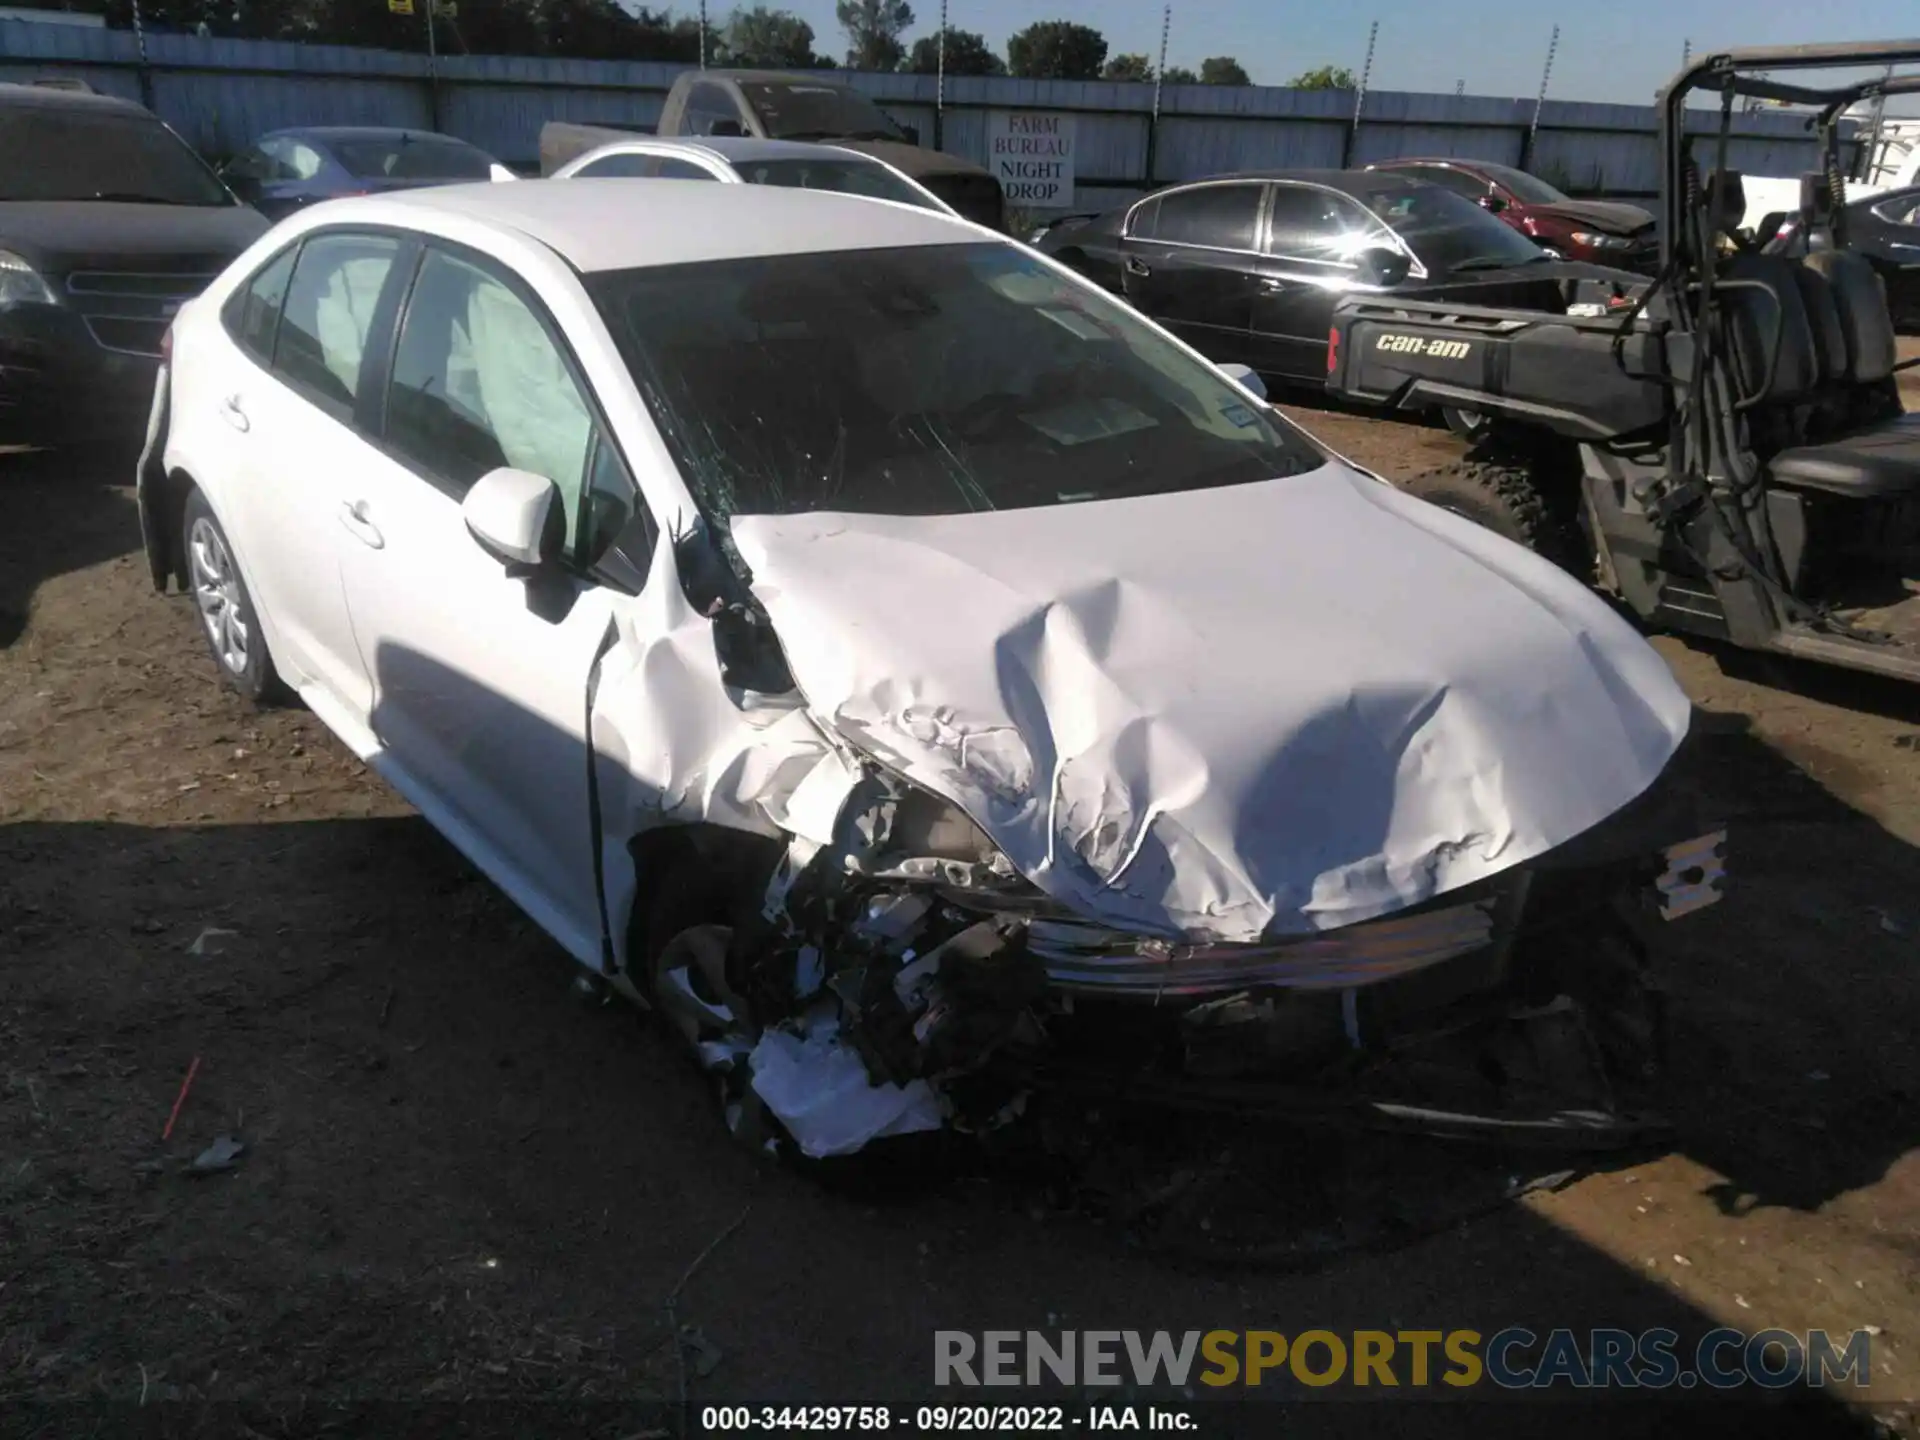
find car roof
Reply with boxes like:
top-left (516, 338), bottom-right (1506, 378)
top-left (366, 179), bottom-right (984, 271)
top-left (589, 135), bottom-right (888, 165)
top-left (0, 82), bottom-right (152, 117)
top-left (1164, 169), bottom-right (1428, 197)
top-left (264, 126), bottom-right (484, 146)
top-left (691, 70), bottom-right (862, 87)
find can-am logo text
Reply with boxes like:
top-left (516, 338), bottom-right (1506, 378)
top-left (1375, 334), bottom-right (1472, 359)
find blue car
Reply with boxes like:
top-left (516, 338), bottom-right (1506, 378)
top-left (217, 126), bottom-right (509, 221)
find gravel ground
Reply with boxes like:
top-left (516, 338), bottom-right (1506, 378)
top-left (3, 397), bottom-right (1919, 1438)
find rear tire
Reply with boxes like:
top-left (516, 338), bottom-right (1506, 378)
top-left (181, 489), bottom-right (285, 706)
top-left (1398, 457), bottom-right (1572, 564)
top-left (1440, 406), bottom-right (1491, 443)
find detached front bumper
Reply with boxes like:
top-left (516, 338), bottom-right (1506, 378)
top-left (711, 760), bottom-right (1728, 1156)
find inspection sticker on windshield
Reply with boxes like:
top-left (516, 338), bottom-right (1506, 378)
top-left (1220, 402), bottom-right (1259, 428)
top-left (1375, 334), bottom-right (1473, 360)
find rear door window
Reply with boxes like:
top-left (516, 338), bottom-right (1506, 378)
top-left (272, 232), bottom-right (403, 414)
top-left (1152, 184), bottom-right (1263, 251)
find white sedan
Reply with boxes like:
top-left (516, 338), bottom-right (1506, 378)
top-left (543, 129), bottom-right (957, 218)
top-left (138, 181), bottom-right (1713, 1157)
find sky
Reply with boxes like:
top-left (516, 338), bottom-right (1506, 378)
top-left (750, 0), bottom-right (1920, 106)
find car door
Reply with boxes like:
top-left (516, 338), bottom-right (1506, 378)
top-left (207, 229), bottom-right (408, 735)
top-left (336, 241), bottom-right (655, 963)
top-left (1246, 184), bottom-right (1399, 381)
top-left (1118, 181), bottom-right (1264, 365)
top-left (1864, 193), bottom-right (1920, 328)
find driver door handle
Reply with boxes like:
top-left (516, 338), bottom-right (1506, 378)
top-left (217, 394), bottom-right (249, 432)
top-left (338, 499), bottom-right (385, 551)
top-left (1124, 256), bottom-right (1151, 277)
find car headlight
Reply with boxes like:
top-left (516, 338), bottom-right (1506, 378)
top-left (0, 249), bottom-right (57, 307)
top-left (1028, 225), bottom-right (1052, 243)
top-left (1571, 230), bottom-right (1633, 250)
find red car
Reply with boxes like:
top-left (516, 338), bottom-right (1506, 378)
top-left (1366, 157), bottom-right (1657, 271)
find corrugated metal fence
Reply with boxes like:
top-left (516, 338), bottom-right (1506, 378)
top-left (0, 19), bottom-right (1841, 212)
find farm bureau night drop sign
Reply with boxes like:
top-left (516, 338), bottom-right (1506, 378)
top-left (987, 112), bottom-right (1076, 207)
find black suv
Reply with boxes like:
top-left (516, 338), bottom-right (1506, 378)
top-left (0, 83), bottom-right (269, 452)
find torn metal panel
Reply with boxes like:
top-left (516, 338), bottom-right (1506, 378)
top-left (731, 463), bottom-right (1692, 947)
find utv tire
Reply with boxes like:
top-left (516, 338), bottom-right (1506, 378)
top-left (1399, 458), bottom-right (1571, 566)
top-left (181, 489), bottom-right (286, 706)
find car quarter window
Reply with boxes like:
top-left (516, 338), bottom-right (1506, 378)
top-left (221, 243), bottom-right (299, 364)
top-left (272, 232), bottom-right (403, 413)
top-left (579, 152), bottom-right (657, 178)
top-left (1124, 195), bottom-right (1161, 240)
top-left (1152, 184), bottom-right (1263, 251)
top-left (1875, 195), bottom-right (1920, 227)
top-left (383, 246), bottom-right (637, 565)
top-left (1266, 185), bottom-right (1393, 265)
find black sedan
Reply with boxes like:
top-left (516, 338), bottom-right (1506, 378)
top-left (1035, 169), bottom-right (1641, 390)
top-left (1819, 185), bottom-right (1920, 332)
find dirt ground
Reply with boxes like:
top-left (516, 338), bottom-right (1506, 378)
top-left (4, 395), bottom-right (1920, 1439)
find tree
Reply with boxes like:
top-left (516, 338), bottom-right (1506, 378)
top-left (1199, 55), bottom-right (1249, 86)
top-left (836, 0), bottom-right (912, 72)
top-left (904, 27), bottom-right (1004, 76)
top-left (1288, 64), bottom-right (1357, 90)
top-left (723, 6), bottom-right (818, 67)
top-left (1101, 53), bottom-right (1153, 83)
top-left (1160, 65), bottom-right (1198, 85)
top-left (1006, 20), bottom-right (1106, 80)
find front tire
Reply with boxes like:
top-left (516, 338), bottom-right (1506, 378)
top-left (182, 489), bottom-right (283, 705)
top-left (1398, 457), bottom-right (1574, 565)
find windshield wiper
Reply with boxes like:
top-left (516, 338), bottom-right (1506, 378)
top-left (1449, 252), bottom-right (1554, 272)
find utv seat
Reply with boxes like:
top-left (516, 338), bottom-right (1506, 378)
top-left (1769, 414), bottom-right (1920, 498)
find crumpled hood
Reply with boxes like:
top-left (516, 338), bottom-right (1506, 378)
top-left (729, 462), bottom-right (1691, 944)
top-left (1530, 199), bottom-right (1655, 235)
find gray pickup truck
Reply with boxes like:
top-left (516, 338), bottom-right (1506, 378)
top-left (647, 69), bottom-right (1005, 231)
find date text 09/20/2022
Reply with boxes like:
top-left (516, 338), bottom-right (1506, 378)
top-left (701, 1406), bottom-right (1194, 1432)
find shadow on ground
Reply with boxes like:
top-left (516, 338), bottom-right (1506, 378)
top-left (0, 446), bottom-right (143, 648)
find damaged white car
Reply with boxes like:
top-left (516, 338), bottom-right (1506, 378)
top-left (139, 181), bottom-right (1726, 1161)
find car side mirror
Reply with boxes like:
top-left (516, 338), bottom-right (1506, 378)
top-left (1479, 193), bottom-right (1507, 214)
top-left (1218, 362), bottom-right (1267, 401)
top-left (1355, 246), bottom-right (1411, 287)
top-left (709, 118), bottom-right (746, 137)
top-left (462, 466), bottom-right (564, 574)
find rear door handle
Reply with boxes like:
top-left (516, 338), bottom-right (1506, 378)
top-left (338, 499), bottom-right (385, 551)
top-left (217, 394), bottom-right (249, 432)
top-left (1124, 256), bottom-right (1151, 277)
top-left (1259, 277), bottom-right (1289, 291)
